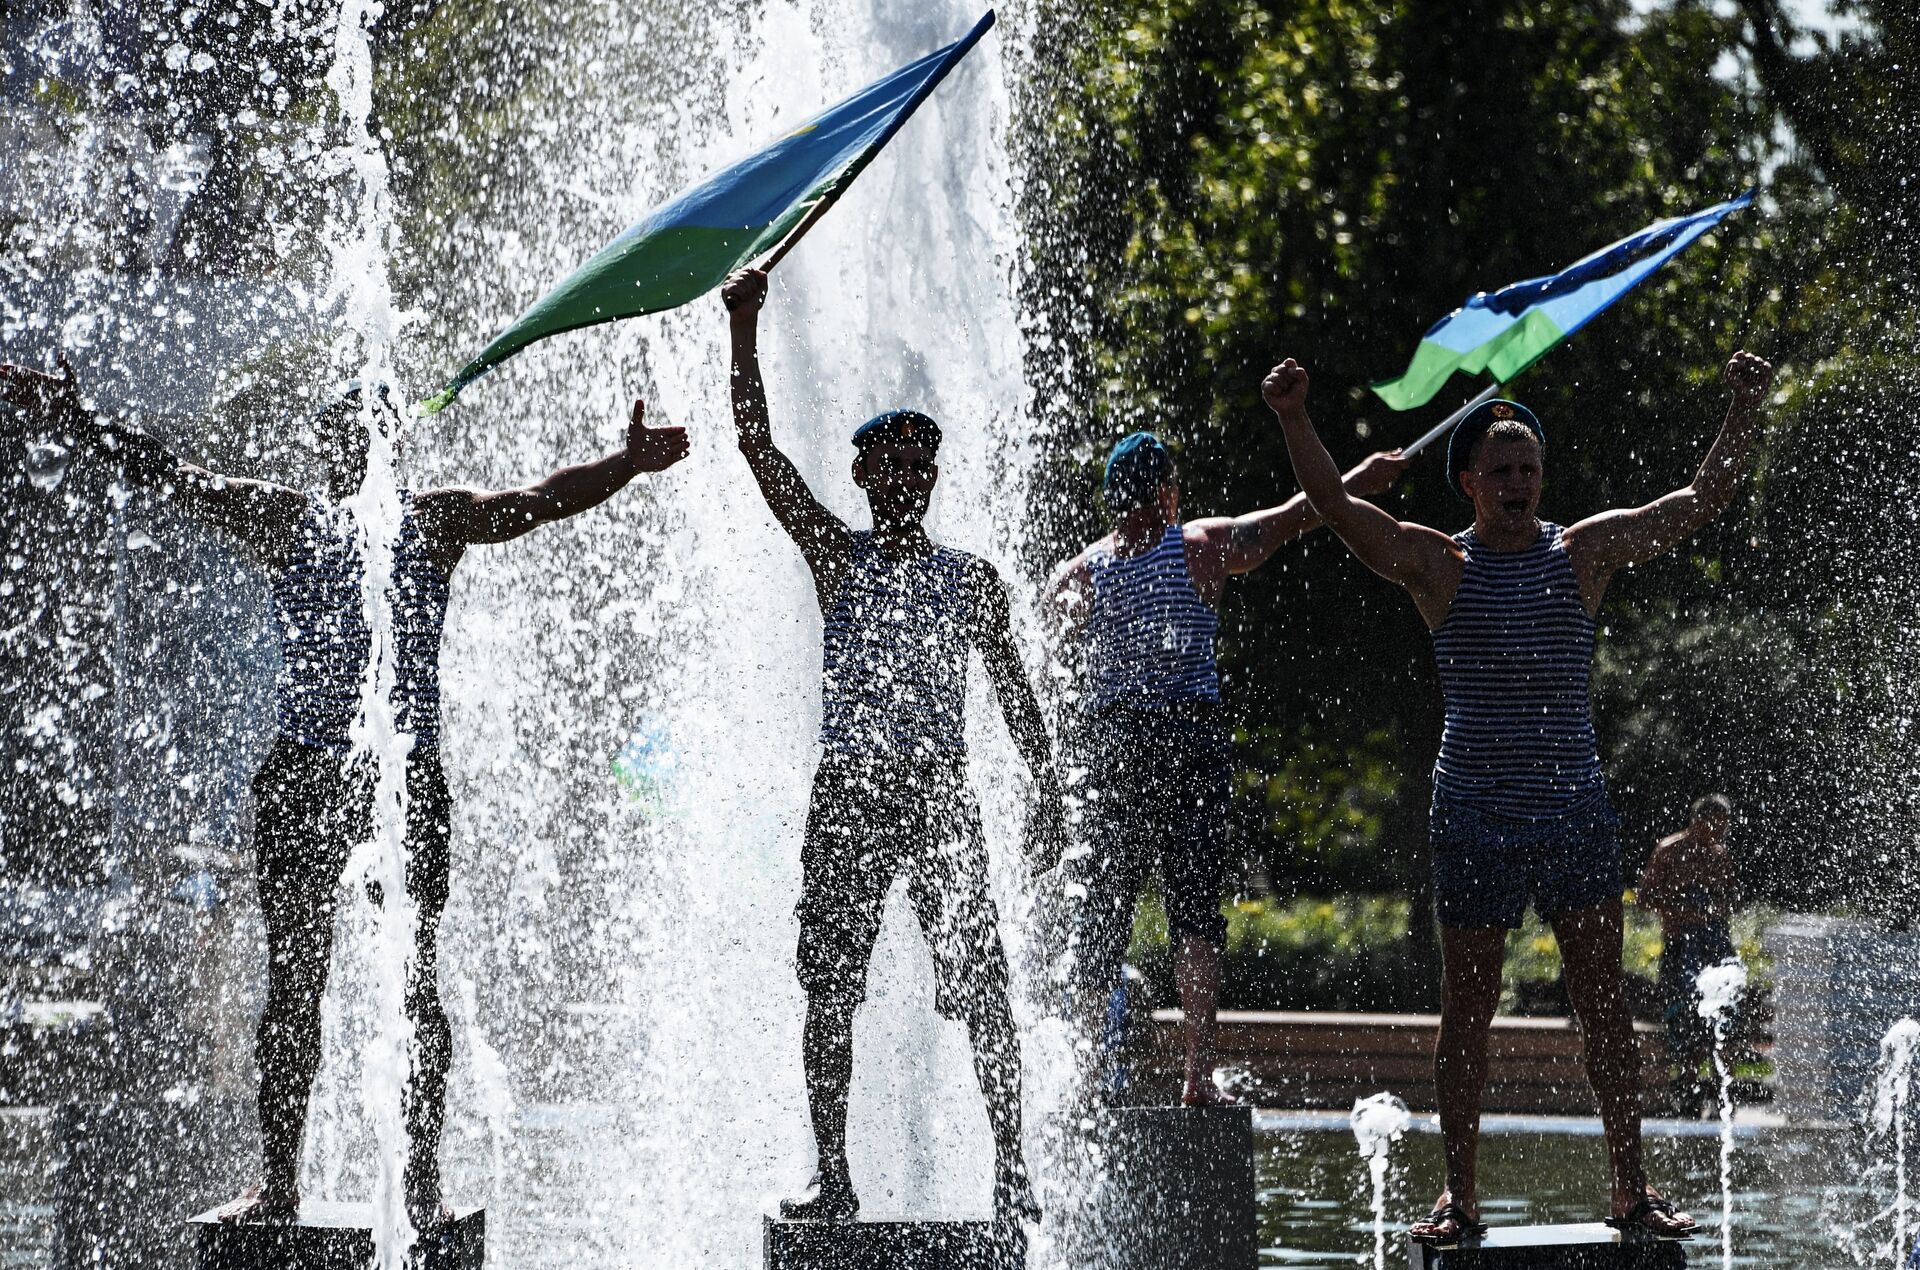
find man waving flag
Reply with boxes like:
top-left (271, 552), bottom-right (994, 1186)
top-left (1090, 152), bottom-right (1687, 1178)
top-left (1373, 189), bottom-right (1754, 414)
top-left (425, 11), bottom-right (996, 413)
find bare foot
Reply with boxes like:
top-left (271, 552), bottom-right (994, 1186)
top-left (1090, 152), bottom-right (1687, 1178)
top-left (1408, 1192), bottom-right (1484, 1246)
top-left (212, 1181), bottom-right (300, 1224)
top-left (1607, 1186), bottom-right (1697, 1239)
top-left (406, 1191), bottom-right (456, 1233)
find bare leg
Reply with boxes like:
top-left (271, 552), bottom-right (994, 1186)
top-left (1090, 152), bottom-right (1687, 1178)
top-left (1409, 924), bottom-right (1504, 1239)
top-left (1177, 934), bottom-right (1238, 1106)
top-left (963, 992), bottom-right (1038, 1218)
top-left (1554, 900), bottom-right (1696, 1237)
top-left (403, 914), bottom-right (453, 1229)
top-left (222, 851), bottom-right (338, 1221)
top-left (781, 994), bottom-right (859, 1219)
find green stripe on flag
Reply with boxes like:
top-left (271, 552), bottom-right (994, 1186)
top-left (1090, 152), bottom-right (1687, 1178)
top-left (1371, 309), bottom-right (1567, 412)
top-left (424, 218), bottom-right (804, 414)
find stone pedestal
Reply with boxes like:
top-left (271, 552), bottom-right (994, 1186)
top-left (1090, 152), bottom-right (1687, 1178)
top-left (1767, 914), bottom-right (1920, 1122)
top-left (187, 1204), bottom-right (484, 1270)
top-left (1099, 1105), bottom-right (1256, 1270)
top-left (762, 1216), bottom-right (1001, 1269)
top-left (1408, 1223), bottom-right (1689, 1269)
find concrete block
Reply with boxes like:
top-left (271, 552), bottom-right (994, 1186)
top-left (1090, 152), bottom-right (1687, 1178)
top-left (187, 1203), bottom-right (483, 1270)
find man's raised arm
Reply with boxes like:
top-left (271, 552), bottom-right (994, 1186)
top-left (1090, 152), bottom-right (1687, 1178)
top-left (1563, 350), bottom-right (1775, 591)
top-left (1194, 448), bottom-right (1410, 577)
top-left (1262, 358), bottom-right (1458, 614)
top-left (1, 359), bottom-right (303, 552)
top-left (721, 268), bottom-right (851, 585)
top-left (419, 398), bottom-right (688, 546)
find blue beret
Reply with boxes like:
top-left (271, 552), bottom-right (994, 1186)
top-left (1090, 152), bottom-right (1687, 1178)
top-left (852, 410), bottom-right (941, 453)
top-left (1103, 432), bottom-right (1176, 512)
top-left (1446, 399), bottom-right (1544, 501)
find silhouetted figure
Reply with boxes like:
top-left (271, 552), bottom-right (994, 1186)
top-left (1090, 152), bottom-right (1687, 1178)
top-left (721, 267), bottom-right (1063, 1247)
top-left (1045, 432), bottom-right (1404, 1106)
top-left (1, 360), bottom-right (688, 1228)
top-left (1639, 793), bottom-right (1739, 1115)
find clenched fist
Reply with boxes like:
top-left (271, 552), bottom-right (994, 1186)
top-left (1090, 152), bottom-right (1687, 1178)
top-left (1724, 350), bottom-right (1774, 404)
top-left (722, 268), bottom-right (768, 319)
top-left (1261, 358), bottom-right (1310, 416)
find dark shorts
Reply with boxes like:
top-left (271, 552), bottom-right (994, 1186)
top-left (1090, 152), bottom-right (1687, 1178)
top-left (1429, 788), bottom-right (1621, 929)
top-left (795, 752), bottom-right (1008, 1020)
top-left (1070, 704), bottom-right (1232, 991)
top-left (252, 737), bottom-right (453, 922)
top-left (1660, 922), bottom-right (1738, 1055)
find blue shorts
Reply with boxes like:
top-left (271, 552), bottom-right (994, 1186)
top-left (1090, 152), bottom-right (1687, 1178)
top-left (1429, 789), bottom-right (1622, 929)
top-left (1070, 704), bottom-right (1232, 990)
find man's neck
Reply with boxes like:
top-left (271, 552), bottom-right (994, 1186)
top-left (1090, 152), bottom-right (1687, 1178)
top-left (1113, 508), bottom-right (1173, 557)
top-left (1471, 515), bottom-right (1543, 553)
top-left (869, 519), bottom-right (932, 554)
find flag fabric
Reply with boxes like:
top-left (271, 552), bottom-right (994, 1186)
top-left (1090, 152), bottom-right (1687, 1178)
top-left (424, 11), bottom-right (996, 413)
top-left (1372, 189), bottom-right (1754, 411)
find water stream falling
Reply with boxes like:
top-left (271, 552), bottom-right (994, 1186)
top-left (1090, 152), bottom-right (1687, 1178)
top-left (346, 2), bottom-right (1058, 1264)
top-left (1875, 1018), bottom-right (1920, 1269)
top-left (1350, 1091), bottom-right (1410, 1270)
top-left (314, 0), bottom-right (421, 1263)
top-left (1695, 955), bottom-right (1747, 1270)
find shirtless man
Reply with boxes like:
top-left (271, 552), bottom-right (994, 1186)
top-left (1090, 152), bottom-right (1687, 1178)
top-left (1264, 348), bottom-right (1773, 1244)
top-left (721, 267), bottom-right (1062, 1250)
top-left (1045, 432), bottom-right (1405, 1104)
top-left (0, 360), bottom-right (688, 1227)
top-left (1639, 793), bottom-right (1738, 1112)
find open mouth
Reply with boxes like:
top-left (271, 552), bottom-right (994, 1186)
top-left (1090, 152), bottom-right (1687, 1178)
top-left (1501, 499), bottom-right (1529, 513)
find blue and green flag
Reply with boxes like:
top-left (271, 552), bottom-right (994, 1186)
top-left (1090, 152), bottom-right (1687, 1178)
top-left (1372, 189), bottom-right (1754, 411)
top-left (425, 11), bottom-right (996, 413)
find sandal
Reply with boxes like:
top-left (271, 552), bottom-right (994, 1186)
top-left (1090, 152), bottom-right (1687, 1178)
top-left (1408, 1202), bottom-right (1487, 1249)
top-left (1604, 1194), bottom-right (1698, 1241)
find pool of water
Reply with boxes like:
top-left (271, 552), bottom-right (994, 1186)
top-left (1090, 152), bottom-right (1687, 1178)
top-left (1257, 1113), bottom-right (1902, 1268)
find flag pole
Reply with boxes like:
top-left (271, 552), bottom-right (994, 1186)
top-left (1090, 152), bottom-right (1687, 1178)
top-left (759, 190), bottom-right (843, 272)
top-left (1400, 381), bottom-right (1503, 459)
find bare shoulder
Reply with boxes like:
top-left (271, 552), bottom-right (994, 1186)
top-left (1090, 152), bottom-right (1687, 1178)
top-left (1049, 538), bottom-right (1105, 589)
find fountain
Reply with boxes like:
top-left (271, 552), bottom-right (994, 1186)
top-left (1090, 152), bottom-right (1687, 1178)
top-left (1350, 1092), bottom-right (1409, 1270)
top-left (1876, 1019), bottom-right (1920, 1270)
top-left (1695, 955), bottom-right (1747, 1270)
top-left (3, 0), bottom-right (1068, 1265)
top-left (2, 3), bottom-right (1912, 1269)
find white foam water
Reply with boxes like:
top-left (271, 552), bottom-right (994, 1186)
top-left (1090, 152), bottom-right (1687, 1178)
top-left (1351, 1091), bottom-right (1410, 1270)
top-left (312, 0), bottom-right (420, 1263)
top-left (1876, 1018), bottom-right (1920, 1268)
top-left (1694, 955), bottom-right (1747, 1270)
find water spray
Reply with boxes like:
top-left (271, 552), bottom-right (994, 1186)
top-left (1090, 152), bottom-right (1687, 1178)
top-left (1351, 1091), bottom-right (1411, 1270)
top-left (1876, 1018), bottom-right (1920, 1269)
top-left (1695, 955), bottom-right (1747, 1270)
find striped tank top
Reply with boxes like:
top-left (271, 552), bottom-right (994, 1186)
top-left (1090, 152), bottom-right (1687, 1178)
top-left (1084, 524), bottom-right (1220, 712)
top-left (269, 492), bottom-right (451, 751)
top-left (818, 532), bottom-right (972, 760)
top-left (1431, 522), bottom-right (1603, 818)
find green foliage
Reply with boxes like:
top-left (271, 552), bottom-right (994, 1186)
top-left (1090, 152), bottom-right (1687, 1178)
top-left (1126, 892), bottom-right (1419, 1011)
top-left (1237, 721), bottom-right (1405, 892)
top-left (1016, 0), bottom-right (1920, 929)
top-left (1124, 890), bottom-right (1778, 1014)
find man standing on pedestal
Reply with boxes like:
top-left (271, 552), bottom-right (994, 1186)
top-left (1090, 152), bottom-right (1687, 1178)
top-left (1045, 432), bottom-right (1405, 1105)
top-left (721, 267), bottom-right (1064, 1243)
top-left (1264, 349), bottom-right (1773, 1244)
top-left (1, 360), bottom-right (689, 1229)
